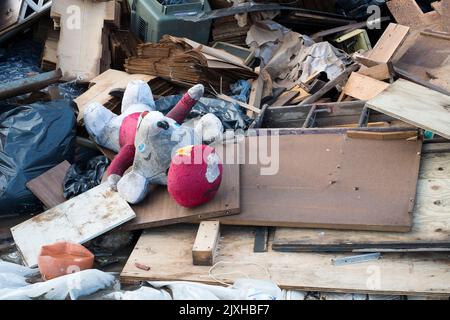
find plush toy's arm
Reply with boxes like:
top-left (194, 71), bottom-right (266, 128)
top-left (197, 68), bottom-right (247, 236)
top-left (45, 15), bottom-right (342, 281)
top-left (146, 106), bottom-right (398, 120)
top-left (166, 84), bottom-right (204, 124)
top-left (106, 144), bottom-right (136, 178)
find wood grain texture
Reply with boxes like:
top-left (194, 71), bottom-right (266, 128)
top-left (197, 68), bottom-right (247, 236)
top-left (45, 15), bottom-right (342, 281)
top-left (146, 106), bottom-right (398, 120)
top-left (11, 183), bottom-right (136, 267)
top-left (121, 225), bottom-right (450, 296)
top-left (192, 221), bottom-right (220, 266)
top-left (26, 161), bottom-right (71, 209)
top-left (216, 134), bottom-right (421, 232)
top-left (367, 23), bottom-right (410, 63)
top-left (273, 153), bottom-right (450, 252)
top-left (357, 63), bottom-right (391, 81)
top-left (366, 79), bottom-right (450, 139)
top-left (123, 164), bottom-right (240, 231)
top-left (342, 72), bottom-right (390, 100)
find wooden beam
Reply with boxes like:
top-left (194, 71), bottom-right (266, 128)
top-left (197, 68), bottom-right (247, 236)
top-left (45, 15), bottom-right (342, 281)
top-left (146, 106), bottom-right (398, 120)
top-left (367, 23), bottom-right (410, 63)
top-left (192, 221), bottom-right (220, 266)
top-left (247, 76), bottom-right (264, 118)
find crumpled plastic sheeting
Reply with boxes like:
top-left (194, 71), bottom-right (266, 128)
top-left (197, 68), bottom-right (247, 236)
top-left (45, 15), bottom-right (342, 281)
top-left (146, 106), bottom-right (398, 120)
top-left (104, 286), bottom-right (172, 300)
top-left (63, 156), bottom-right (110, 200)
top-left (105, 279), bottom-right (282, 300)
top-left (155, 96), bottom-right (252, 130)
top-left (0, 262), bottom-right (115, 300)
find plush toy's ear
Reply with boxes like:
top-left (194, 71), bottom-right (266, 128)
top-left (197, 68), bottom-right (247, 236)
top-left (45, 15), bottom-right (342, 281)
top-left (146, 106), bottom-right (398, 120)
top-left (122, 80), bottom-right (155, 112)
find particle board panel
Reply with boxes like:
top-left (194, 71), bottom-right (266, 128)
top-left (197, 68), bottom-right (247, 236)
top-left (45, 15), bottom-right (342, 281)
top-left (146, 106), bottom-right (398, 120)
top-left (217, 134), bottom-right (421, 232)
top-left (11, 183), bottom-right (136, 267)
top-left (123, 164), bottom-right (240, 231)
top-left (26, 161), bottom-right (71, 209)
top-left (366, 79), bottom-right (450, 140)
top-left (367, 23), bottom-right (410, 63)
top-left (273, 152), bottom-right (450, 251)
top-left (121, 225), bottom-right (450, 296)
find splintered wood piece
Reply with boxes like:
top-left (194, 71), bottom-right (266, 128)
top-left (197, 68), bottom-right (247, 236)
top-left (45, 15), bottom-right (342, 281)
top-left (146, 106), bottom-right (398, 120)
top-left (192, 221), bottom-right (220, 266)
top-left (26, 161), bottom-right (71, 209)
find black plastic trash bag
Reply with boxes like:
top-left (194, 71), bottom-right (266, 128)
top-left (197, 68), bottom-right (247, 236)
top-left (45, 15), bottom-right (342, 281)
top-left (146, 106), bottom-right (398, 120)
top-left (0, 100), bottom-right (76, 215)
top-left (155, 95), bottom-right (252, 130)
top-left (63, 156), bottom-right (109, 200)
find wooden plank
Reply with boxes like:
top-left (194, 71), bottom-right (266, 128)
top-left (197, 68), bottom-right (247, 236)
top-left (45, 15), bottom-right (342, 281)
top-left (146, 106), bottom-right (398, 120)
top-left (357, 63), bottom-right (391, 81)
top-left (367, 23), bottom-right (410, 63)
top-left (366, 79), bottom-right (450, 139)
top-left (216, 94), bottom-right (261, 114)
top-left (346, 130), bottom-right (417, 140)
top-left (192, 221), bottom-right (220, 266)
top-left (11, 183), bottom-right (136, 267)
top-left (26, 161), bottom-right (71, 209)
top-left (121, 225), bottom-right (450, 296)
top-left (123, 164), bottom-right (240, 231)
top-left (215, 134), bottom-right (421, 232)
top-left (74, 69), bottom-right (154, 123)
top-left (272, 152), bottom-right (450, 252)
top-left (342, 73), bottom-right (390, 100)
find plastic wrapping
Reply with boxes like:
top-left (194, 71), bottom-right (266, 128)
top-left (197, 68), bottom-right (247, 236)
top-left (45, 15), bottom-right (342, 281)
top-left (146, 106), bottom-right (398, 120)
top-left (155, 95), bottom-right (252, 130)
top-left (63, 156), bottom-right (109, 200)
top-left (0, 100), bottom-right (76, 215)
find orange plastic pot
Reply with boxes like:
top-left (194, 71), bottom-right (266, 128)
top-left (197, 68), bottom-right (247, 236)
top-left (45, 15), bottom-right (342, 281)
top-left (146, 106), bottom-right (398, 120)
top-left (38, 241), bottom-right (95, 280)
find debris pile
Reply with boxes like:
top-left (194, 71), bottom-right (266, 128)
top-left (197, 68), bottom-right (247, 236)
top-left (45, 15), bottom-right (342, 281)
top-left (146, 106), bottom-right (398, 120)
top-left (1, 0), bottom-right (450, 301)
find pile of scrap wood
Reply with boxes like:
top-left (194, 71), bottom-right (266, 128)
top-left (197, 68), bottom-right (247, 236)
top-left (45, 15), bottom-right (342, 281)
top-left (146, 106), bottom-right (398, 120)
top-left (2, 0), bottom-right (450, 301)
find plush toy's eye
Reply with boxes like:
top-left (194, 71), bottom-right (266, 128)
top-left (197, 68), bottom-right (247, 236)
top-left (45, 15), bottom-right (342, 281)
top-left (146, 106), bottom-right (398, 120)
top-left (138, 143), bottom-right (146, 153)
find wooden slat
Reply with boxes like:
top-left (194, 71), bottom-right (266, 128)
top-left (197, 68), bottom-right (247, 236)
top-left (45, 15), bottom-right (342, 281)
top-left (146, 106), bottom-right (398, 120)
top-left (357, 63), bottom-right (391, 81)
top-left (192, 221), bottom-right (220, 266)
top-left (11, 183), bottom-right (136, 267)
top-left (346, 130), bottom-right (417, 140)
top-left (123, 164), bottom-right (240, 231)
top-left (215, 134), bottom-right (421, 232)
top-left (367, 23), bottom-right (410, 63)
top-left (366, 79), bottom-right (450, 139)
top-left (121, 225), bottom-right (450, 296)
top-left (26, 161), bottom-right (71, 209)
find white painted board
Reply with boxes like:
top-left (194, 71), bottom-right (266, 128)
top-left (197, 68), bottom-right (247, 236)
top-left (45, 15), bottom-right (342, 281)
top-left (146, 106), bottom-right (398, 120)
top-left (11, 183), bottom-right (136, 267)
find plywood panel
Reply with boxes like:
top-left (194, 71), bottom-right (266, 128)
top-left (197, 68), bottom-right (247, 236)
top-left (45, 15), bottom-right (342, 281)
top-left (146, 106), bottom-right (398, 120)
top-left (123, 164), bottom-right (240, 231)
top-left (273, 152), bottom-right (450, 251)
top-left (367, 79), bottom-right (450, 139)
top-left (121, 225), bottom-right (450, 296)
top-left (26, 161), bottom-right (71, 209)
top-left (216, 134), bottom-right (421, 232)
top-left (11, 183), bottom-right (136, 267)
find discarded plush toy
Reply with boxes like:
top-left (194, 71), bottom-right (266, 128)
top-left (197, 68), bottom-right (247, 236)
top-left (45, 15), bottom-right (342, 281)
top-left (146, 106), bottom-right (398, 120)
top-left (168, 145), bottom-right (223, 208)
top-left (84, 80), bottom-right (223, 204)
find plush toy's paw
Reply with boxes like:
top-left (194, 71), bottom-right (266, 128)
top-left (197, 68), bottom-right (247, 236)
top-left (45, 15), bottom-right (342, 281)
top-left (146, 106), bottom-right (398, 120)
top-left (84, 102), bottom-right (115, 142)
top-left (117, 172), bottom-right (149, 204)
top-left (107, 174), bottom-right (121, 191)
top-left (187, 84), bottom-right (204, 100)
top-left (195, 113), bottom-right (224, 145)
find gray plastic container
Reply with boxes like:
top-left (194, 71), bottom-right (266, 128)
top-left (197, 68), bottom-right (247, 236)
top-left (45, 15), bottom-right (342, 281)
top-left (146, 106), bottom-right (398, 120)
top-left (129, 0), bottom-right (212, 44)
